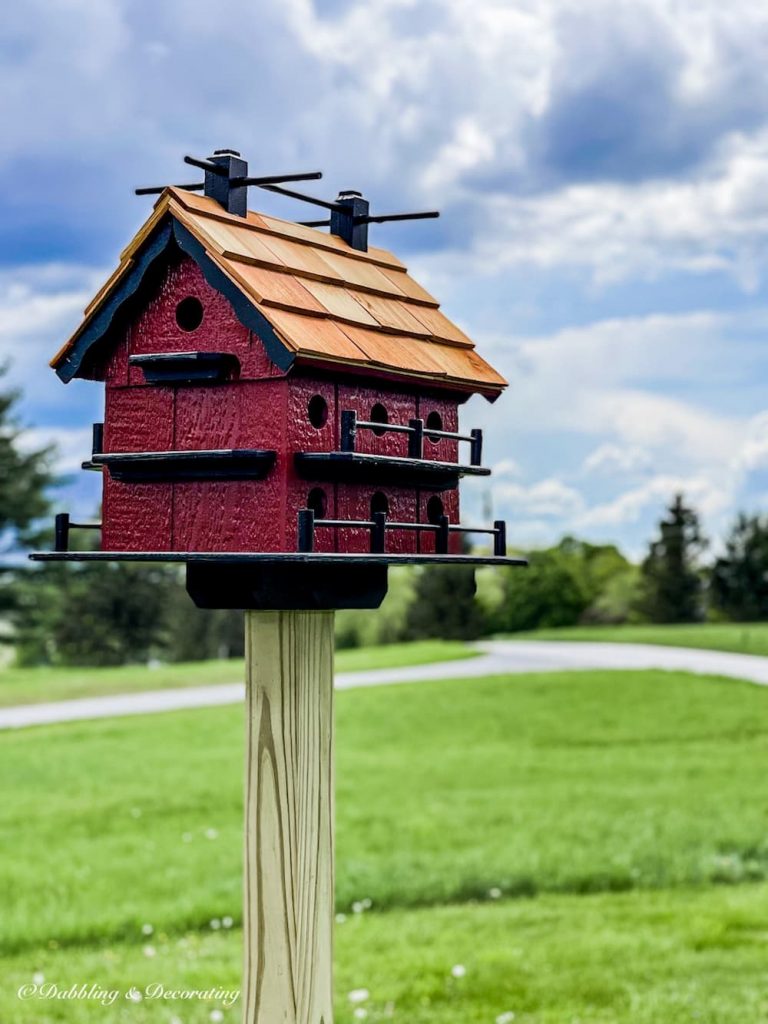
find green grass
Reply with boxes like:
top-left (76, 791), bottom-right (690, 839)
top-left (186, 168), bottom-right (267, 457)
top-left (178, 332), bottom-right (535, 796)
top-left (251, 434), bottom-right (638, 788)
top-left (2, 667), bottom-right (767, 1021)
top-left (505, 620), bottom-right (768, 656)
top-left (0, 640), bottom-right (475, 708)
top-left (4, 884), bottom-right (768, 1022)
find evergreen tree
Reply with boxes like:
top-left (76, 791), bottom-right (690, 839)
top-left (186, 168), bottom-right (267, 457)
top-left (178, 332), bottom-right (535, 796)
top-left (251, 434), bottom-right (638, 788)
top-left (0, 367), bottom-right (55, 626)
top-left (638, 494), bottom-right (706, 623)
top-left (710, 513), bottom-right (768, 621)
top-left (0, 367), bottom-right (55, 553)
top-left (14, 562), bottom-right (178, 666)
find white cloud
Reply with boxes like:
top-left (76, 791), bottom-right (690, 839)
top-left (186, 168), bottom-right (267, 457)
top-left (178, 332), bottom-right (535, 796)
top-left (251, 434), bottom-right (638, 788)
top-left (3, 0), bottom-right (768, 288)
top-left (736, 411), bottom-right (768, 471)
top-left (475, 309), bottom-right (750, 470)
top-left (491, 457), bottom-right (522, 479)
top-left (18, 426), bottom-right (93, 474)
top-left (466, 128), bottom-right (768, 287)
top-left (495, 478), bottom-right (585, 520)
top-left (576, 474), bottom-right (732, 529)
top-left (582, 443), bottom-right (652, 477)
top-left (0, 265), bottom-right (98, 379)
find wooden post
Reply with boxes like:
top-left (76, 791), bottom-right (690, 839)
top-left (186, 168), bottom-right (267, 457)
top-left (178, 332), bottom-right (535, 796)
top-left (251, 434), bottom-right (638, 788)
top-left (243, 610), bottom-right (335, 1024)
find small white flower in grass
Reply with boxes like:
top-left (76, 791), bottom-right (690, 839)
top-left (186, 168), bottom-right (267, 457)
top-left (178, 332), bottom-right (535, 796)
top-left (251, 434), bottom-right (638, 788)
top-left (451, 964), bottom-right (466, 979)
top-left (352, 902), bottom-right (364, 914)
top-left (170, 1017), bottom-right (183, 1024)
top-left (361, 897), bottom-right (372, 909)
top-left (496, 1013), bottom-right (515, 1024)
top-left (32, 972), bottom-right (44, 985)
top-left (222, 916), bottom-right (233, 929)
top-left (205, 828), bottom-right (219, 840)
top-left (353, 1010), bottom-right (368, 1021)
top-left (348, 989), bottom-right (369, 1004)
top-left (143, 945), bottom-right (156, 958)
top-left (127, 989), bottom-right (142, 1002)
top-left (210, 918), bottom-right (221, 930)
top-left (142, 923), bottom-right (154, 935)
top-left (210, 1011), bottom-right (224, 1023)
top-left (488, 887), bottom-right (502, 900)
top-left (336, 913), bottom-right (347, 924)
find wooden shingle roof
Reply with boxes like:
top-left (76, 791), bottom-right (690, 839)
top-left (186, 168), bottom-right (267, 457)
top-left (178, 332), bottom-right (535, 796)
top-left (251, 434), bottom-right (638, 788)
top-left (52, 188), bottom-right (507, 398)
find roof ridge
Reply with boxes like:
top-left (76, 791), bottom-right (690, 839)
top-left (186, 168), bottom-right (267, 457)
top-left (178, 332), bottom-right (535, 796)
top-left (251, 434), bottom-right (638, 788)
top-left (165, 187), bottom-right (406, 272)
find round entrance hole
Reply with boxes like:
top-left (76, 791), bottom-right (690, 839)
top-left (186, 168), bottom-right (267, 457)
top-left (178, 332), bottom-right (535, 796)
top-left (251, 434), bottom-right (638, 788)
top-left (175, 296), bottom-right (204, 332)
top-left (370, 491), bottom-right (390, 517)
top-left (308, 394), bottom-right (329, 429)
top-left (370, 403), bottom-right (388, 437)
top-left (426, 495), bottom-right (444, 524)
top-left (307, 488), bottom-right (327, 518)
top-left (425, 410), bottom-right (443, 444)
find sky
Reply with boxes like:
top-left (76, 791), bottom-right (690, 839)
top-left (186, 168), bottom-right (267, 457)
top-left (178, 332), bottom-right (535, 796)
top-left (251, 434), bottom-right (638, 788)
top-left (3, 0), bottom-right (768, 557)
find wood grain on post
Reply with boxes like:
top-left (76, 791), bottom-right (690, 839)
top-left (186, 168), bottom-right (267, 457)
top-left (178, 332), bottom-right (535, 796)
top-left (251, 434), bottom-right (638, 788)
top-left (243, 610), bottom-right (335, 1024)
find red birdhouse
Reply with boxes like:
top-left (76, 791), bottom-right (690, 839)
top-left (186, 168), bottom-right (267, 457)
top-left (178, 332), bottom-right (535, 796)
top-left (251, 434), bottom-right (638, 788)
top-left (40, 151), bottom-right (521, 608)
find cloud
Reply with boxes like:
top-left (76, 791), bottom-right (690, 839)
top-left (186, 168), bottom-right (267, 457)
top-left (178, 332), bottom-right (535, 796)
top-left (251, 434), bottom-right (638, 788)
top-left (18, 426), bottom-right (93, 474)
top-left (459, 306), bottom-right (768, 550)
top-left (2, 0), bottom-right (768, 277)
top-left (476, 309), bottom-right (752, 469)
top-left (582, 444), bottom-right (653, 477)
top-left (576, 474), bottom-right (733, 529)
top-left (495, 478), bottom-right (585, 520)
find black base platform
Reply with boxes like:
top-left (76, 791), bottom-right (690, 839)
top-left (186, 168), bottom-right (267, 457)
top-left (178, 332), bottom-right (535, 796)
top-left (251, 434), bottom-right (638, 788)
top-left (30, 551), bottom-right (526, 610)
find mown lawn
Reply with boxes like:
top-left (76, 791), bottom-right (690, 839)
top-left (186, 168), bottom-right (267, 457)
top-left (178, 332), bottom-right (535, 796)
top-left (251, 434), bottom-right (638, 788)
top-left (0, 639), bottom-right (475, 708)
top-left (505, 620), bottom-right (768, 656)
top-left (1, 667), bottom-right (767, 1022)
top-left (4, 884), bottom-right (768, 1023)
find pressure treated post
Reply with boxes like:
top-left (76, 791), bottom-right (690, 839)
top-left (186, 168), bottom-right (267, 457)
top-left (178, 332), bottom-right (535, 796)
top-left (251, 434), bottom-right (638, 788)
top-left (243, 610), bottom-right (335, 1024)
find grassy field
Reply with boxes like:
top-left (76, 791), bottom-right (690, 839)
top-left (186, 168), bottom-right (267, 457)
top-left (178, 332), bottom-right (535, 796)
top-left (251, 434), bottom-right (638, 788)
top-left (4, 884), bottom-right (768, 1023)
top-left (1, 666), bottom-right (767, 1021)
top-left (0, 639), bottom-right (475, 708)
top-left (506, 620), bottom-right (768, 656)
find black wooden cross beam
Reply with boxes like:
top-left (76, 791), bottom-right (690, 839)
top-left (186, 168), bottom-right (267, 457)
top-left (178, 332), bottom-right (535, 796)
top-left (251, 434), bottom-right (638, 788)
top-left (135, 149), bottom-right (323, 216)
top-left (134, 149), bottom-right (439, 247)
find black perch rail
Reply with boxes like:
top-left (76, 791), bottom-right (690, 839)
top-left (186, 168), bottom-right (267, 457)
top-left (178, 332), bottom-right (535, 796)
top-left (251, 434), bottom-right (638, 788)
top-left (340, 410), bottom-right (483, 465)
top-left (297, 508), bottom-right (507, 557)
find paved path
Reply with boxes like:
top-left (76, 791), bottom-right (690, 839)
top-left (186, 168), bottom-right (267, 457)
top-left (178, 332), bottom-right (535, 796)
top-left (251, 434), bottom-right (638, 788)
top-left (2, 641), bottom-right (768, 731)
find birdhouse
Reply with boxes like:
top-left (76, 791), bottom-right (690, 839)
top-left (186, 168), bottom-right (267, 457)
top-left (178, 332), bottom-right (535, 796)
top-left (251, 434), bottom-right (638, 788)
top-left (38, 150), bottom-right (523, 608)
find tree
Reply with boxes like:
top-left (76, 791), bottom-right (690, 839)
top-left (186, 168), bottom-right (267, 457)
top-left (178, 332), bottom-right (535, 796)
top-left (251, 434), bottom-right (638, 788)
top-left (14, 562), bottom-right (178, 666)
top-left (405, 564), bottom-right (486, 641)
top-left (498, 548), bottom-right (590, 632)
top-left (0, 367), bottom-right (56, 628)
top-left (637, 494), bottom-right (706, 623)
top-left (0, 367), bottom-right (55, 553)
top-left (710, 513), bottom-right (768, 621)
top-left (493, 536), bottom-right (633, 633)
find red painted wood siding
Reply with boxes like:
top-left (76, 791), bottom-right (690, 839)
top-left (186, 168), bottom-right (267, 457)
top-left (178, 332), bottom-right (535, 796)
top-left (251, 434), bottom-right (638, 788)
top-left (336, 485), bottom-right (418, 554)
top-left (172, 380), bottom-right (287, 552)
top-left (96, 254), bottom-right (294, 553)
top-left (129, 256), bottom-right (279, 382)
top-left (417, 394), bottom-right (460, 464)
top-left (285, 377), bottom-right (338, 553)
top-left (337, 384), bottom-right (416, 458)
top-left (102, 387), bottom-right (174, 550)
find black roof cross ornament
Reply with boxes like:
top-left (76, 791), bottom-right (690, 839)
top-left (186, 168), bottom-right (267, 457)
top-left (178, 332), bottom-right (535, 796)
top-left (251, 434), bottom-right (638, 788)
top-left (282, 186), bottom-right (440, 252)
top-left (135, 149), bottom-right (323, 218)
top-left (135, 150), bottom-right (439, 248)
